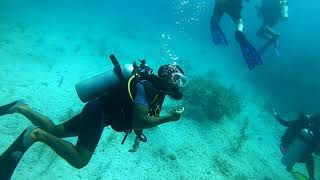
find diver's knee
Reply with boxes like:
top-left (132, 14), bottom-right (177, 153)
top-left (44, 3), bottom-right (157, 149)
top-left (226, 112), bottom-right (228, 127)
top-left (71, 146), bottom-right (93, 169)
top-left (45, 124), bottom-right (66, 138)
top-left (72, 153), bottom-right (91, 169)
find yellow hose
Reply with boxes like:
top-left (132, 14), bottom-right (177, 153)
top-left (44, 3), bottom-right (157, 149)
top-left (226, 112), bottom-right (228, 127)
top-left (128, 76), bottom-right (136, 102)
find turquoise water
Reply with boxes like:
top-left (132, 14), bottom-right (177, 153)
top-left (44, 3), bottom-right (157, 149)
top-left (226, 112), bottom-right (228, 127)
top-left (0, 0), bottom-right (319, 179)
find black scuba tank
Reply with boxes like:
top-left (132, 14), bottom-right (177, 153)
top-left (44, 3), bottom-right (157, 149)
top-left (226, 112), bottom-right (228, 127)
top-left (76, 55), bottom-right (134, 103)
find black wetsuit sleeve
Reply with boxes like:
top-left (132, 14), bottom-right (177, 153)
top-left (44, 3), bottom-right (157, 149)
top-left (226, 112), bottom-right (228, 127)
top-left (275, 115), bottom-right (304, 128)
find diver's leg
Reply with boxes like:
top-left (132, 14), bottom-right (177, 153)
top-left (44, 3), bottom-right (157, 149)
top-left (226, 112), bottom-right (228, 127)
top-left (0, 100), bottom-right (71, 138)
top-left (211, 3), bottom-right (224, 25)
top-left (16, 105), bottom-right (55, 132)
top-left (16, 103), bottom-right (78, 138)
top-left (229, 2), bottom-right (244, 32)
top-left (305, 156), bottom-right (315, 180)
top-left (257, 25), bottom-right (272, 40)
top-left (265, 26), bottom-right (276, 36)
top-left (260, 17), bottom-right (280, 38)
top-left (234, 18), bottom-right (244, 32)
top-left (27, 99), bottom-right (105, 169)
top-left (29, 128), bottom-right (93, 169)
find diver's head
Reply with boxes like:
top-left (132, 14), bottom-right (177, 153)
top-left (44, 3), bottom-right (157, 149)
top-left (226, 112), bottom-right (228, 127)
top-left (157, 63), bottom-right (189, 100)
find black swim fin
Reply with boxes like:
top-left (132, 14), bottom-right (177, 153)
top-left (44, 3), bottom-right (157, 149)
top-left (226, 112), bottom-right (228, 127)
top-left (0, 126), bottom-right (36, 180)
top-left (235, 30), bottom-right (263, 70)
top-left (0, 100), bottom-right (26, 116)
top-left (210, 23), bottom-right (228, 46)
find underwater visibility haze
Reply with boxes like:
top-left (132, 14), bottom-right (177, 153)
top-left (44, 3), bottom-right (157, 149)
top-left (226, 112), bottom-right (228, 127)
top-left (0, 0), bottom-right (320, 179)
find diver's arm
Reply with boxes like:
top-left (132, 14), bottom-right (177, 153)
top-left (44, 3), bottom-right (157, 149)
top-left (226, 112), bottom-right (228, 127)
top-left (274, 115), bottom-right (293, 127)
top-left (132, 105), bottom-right (181, 129)
top-left (273, 108), bottom-right (302, 127)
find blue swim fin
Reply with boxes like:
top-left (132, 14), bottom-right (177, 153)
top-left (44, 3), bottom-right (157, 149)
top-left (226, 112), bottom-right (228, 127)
top-left (210, 23), bottom-right (228, 46)
top-left (235, 30), bottom-right (263, 70)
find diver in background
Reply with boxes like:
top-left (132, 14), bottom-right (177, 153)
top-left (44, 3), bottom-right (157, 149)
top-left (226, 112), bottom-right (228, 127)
top-left (256, 0), bottom-right (289, 55)
top-left (210, 0), bottom-right (263, 70)
top-left (0, 55), bottom-right (188, 179)
top-left (273, 109), bottom-right (320, 180)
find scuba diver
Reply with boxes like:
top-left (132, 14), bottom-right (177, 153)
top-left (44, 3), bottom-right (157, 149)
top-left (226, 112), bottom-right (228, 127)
top-left (256, 0), bottom-right (289, 56)
top-left (273, 109), bottom-right (320, 180)
top-left (210, 0), bottom-right (263, 70)
top-left (0, 54), bottom-right (189, 179)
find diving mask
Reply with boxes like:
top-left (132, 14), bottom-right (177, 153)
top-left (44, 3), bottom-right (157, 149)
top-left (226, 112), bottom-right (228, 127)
top-left (170, 72), bottom-right (189, 88)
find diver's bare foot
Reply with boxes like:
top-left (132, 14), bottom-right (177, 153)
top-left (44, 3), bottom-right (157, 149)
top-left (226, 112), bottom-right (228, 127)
top-left (28, 128), bottom-right (44, 144)
top-left (24, 127), bottom-right (46, 147)
top-left (21, 125), bottom-right (40, 148)
top-left (129, 137), bottom-right (141, 153)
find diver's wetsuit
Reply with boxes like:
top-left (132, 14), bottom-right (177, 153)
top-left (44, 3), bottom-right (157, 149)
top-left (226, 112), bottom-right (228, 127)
top-left (213, 0), bottom-right (243, 22)
top-left (62, 81), bottom-right (158, 152)
top-left (276, 115), bottom-right (318, 179)
top-left (258, 0), bottom-right (281, 27)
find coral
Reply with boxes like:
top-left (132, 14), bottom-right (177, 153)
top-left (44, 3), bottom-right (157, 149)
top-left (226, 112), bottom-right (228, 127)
top-left (211, 155), bottom-right (232, 177)
top-left (182, 72), bottom-right (242, 122)
top-left (231, 118), bottom-right (250, 154)
top-left (94, 161), bottom-right (112, 180)
top-left (153, 147), bottom-right (178, 162)
top-left (106, 130), bottom-right (118, 144)
top-left (233, 173), bottom-right (248, 180)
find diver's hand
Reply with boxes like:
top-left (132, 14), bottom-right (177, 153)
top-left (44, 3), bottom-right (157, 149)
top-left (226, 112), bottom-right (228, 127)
top-left (129, 136), bottom-right (141, 153)
top-left (169, 106), bottom-right (184, 121)
top-left (272, 107), bottom-right (278, 117)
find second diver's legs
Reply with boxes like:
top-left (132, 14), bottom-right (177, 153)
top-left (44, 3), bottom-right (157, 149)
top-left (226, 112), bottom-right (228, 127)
top-left (233, 17), bottom-right (263, 70)
top-left (211, 3), bottom-right (224, 25)
top-left (305, 156), bottom-right (315, 180)
top-left (257, 25), bottom-right (279, 40)
top-left (210, 4), bottom-right (228, 46)
top-left (257, 25), bottom-right (273, 40)
top-left (234, 18), bottom-right (244, 32)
